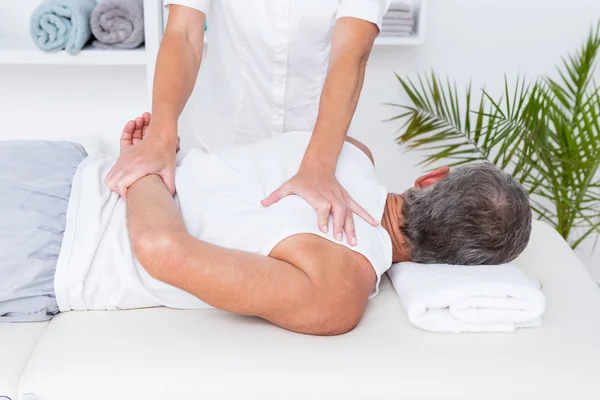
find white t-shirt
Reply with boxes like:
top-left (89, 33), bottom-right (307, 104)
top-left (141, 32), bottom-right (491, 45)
top-left (164, 0), bottom-right (391, 151)
top-left (54, 132), bottom-right (393, 312)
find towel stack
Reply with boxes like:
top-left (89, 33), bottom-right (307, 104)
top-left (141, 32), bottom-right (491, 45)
top-left (381, 0), bottom-right (414, 37)
top-left (30, 0), bottom-right (145, 55)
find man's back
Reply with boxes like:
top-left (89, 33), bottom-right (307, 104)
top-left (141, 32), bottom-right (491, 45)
top-left (55, 132), bottom-right (392, 313)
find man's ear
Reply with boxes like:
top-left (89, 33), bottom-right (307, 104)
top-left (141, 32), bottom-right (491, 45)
top-left (414, 166), bottom-right (450, 188)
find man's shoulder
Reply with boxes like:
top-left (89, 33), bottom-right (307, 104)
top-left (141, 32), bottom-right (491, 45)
top-left (271, 233), bottom-right (376, 296)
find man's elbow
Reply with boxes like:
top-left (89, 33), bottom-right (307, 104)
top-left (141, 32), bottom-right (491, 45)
top-left (131, 231), bottom-right (183, 281)
top-left (292, 263), bottom-right (374, 336)
top-left (308, 305), bottom-right (364, 336)
top-left (322, 311), bottom-right (363, 336)
top-left (294, 297), bottom-right (367, 336)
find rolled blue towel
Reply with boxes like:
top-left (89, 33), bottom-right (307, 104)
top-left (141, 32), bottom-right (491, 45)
top-left (91, 0), bottom-right (145, 49)
top-left (30, 0), bottom-right (97, 55)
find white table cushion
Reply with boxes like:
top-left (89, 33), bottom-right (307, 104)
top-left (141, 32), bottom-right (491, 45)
top-left (11, 221), bottom-right (600, 400)
top-left (0, 322), bottom-right (48, 400)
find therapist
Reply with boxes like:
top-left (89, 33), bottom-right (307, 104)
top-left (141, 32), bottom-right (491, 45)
top-left (105, 0), bottom-right (391, 246)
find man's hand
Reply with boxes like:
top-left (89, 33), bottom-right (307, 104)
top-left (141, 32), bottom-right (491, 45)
top-left (261, 161), bottom-right (378, 247)
top-left (105, 112), bottom-right (180, 198)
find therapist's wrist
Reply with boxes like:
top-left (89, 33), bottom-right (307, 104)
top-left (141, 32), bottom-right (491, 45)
top-left (147, 123), bottom-right (178, 143)
top-left (300, 154), bottom-right (337, 175)
top-left (302, 138), bottom-right (343, 172)
top-left (144, 129), bottom-right (179, 155)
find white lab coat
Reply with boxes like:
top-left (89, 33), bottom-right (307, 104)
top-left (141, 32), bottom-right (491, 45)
top-left (165, 0), bottom-right (391, 151)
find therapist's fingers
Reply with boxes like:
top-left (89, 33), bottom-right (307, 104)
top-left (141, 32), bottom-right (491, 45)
top-left (160, 165), bottom-right (177, 196)
top-left (315, 201), bottom-right (332, 233)
top-left (119, 120), bottom-right (137, 153)
top-left (132, 117), bottom-right (144, 145)
top-left (261, 185), bottom-right (294, 207)
top-left (106, 173), bottom-right (126, 198)
top-left (117, 186), bottom-right (128, 199)
top-left (140, 112), bottom-right (152, 142)
top-left (105, 160), bottom-right (124, 191)
top-left (330, 200), bottom-right (347, 241)
top-left (113, 171), bottom-right (137, 199)
top-left (142, 112), bottom-right (152, 125)
top-left (109, 167), bottom-right (175, 199)
top-left (107, 160), bottom-right (145, 198)
top-left (344, 210), bottom-right (357, 246)
top-left (346, 195), bottom-right (379, 227)
top-left (110, 120), bottom-right (137, 187)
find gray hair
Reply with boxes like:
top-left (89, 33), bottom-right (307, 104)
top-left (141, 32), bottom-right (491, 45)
top-left (401, 163), bottom-right (532, 265)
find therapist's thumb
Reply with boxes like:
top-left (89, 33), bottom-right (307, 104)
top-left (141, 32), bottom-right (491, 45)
top-left (261, 185), bottom-right (293, 207)
top-left (161, 166), bottom-right (176, 196)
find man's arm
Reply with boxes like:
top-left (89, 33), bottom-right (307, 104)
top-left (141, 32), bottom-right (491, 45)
top-left (126, 175), bottom-right (372, 335)
top-left (105, 5), bottom-right (205, 197)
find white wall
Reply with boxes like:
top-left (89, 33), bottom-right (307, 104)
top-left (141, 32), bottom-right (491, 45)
top-left (1, 0), bottom-right (599, 277)
top-left (0, 0), bottom-right (150, 148)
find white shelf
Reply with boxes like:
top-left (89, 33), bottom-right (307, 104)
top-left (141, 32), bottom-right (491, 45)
top-left (0, 35), bottom-right (146, 66)
top-left (374, 0), bottom-right (427, 46)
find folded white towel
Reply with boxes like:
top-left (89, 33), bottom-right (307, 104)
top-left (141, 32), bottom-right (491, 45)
top-left (382, 19), bottom-right (414, 27)
top-left (387, 262), bottom-right (546, 333)
top-left (385, 9), bottom-right (412, 16)
top-left (379, 32), bottom-right (411, 37)
top-left (388, 0), bottom-right (412, 12)
top-left (382, 25), bottom-right (413, 32)
top-left (381, 24), bottom-right (413, 31)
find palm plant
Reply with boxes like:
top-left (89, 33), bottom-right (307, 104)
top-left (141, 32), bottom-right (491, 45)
top-left (388, 23), bottom-right (600, 249)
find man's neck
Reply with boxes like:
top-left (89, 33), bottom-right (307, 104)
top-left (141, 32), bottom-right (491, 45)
top-left (381, 193), bottom-right (411, 263)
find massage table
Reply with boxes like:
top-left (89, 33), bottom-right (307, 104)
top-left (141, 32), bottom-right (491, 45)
top-left (2, 219), bottom-right (600, 400)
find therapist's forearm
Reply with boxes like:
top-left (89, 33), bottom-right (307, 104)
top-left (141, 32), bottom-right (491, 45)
top-left (304, 53), bottom-right (368, 170)
top-left (149, 30), bottom-right (203, 143)
top-left (303, 18), bottom-right (378, 172)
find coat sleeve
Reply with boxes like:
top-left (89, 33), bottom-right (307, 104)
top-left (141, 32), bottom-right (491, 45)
top-left (164, 0), bottom-right (210, 16)
top-left (336, 0), bottom-right (392, 31)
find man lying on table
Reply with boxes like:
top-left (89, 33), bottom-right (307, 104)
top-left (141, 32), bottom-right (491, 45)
top-left (0, 115), bottom-right (532, 335)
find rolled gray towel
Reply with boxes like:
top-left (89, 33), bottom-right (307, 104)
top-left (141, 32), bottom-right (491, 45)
top-left (90, 0), bottom-right (144, 49)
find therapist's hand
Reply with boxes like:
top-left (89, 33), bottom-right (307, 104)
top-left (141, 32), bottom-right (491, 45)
top-left (105, 112), bottom-right (179, 198)
top-left (261, 162), bottom-right (379, 247)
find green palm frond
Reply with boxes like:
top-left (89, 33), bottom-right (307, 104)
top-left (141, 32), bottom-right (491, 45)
top-left (388, 21), bottom-right (600, 249)
top-left (390, 73), bottom-right (487, 166)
